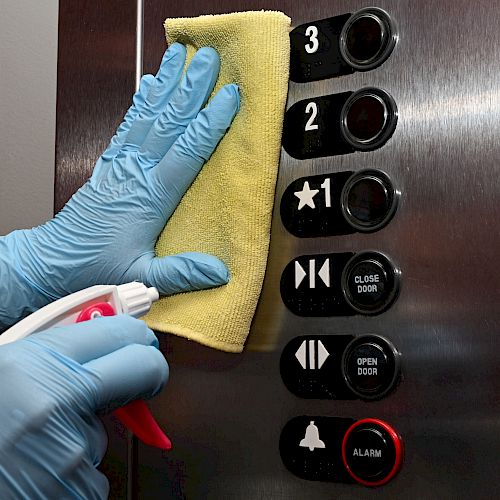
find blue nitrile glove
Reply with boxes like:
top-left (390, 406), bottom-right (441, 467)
top-left (0, 43), bottom-right (240, 329)
top-left (0, 315), bottom-right (167, 499)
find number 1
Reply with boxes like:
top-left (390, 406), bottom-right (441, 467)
top-left (321, 178), bottom-right (331, 207)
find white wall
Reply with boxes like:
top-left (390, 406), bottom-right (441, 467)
top-left (0, 0), bottom-right (58, 234)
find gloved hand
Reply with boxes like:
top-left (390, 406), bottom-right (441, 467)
top-left (0, 315), bottom-right (167, 499)
top-left (0, 43), bottom-right (240, 328)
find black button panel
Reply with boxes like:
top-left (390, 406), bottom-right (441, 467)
top-left (281, 335), bottom-right (400, 400)
top-left (280, 171), bottom-right (354, 237)
top-left (281, 251), bottom-right (399, 316)
top-left (280, 335), bottom-right (354, 400)
top-left (280, 252), bottom-right (354, 317)
top-left (290, 8), bottom-right (398, 83)
top-left (290, 14), bottom-right (353, 83)
top-left (280, 416), bottom-right (355, 483)
top-left (281, 169), bottom-right (398, 237)
top-left (282, 88), bottom-right (397, 160)
top-left (282, 92), bottom-right (353, 159)
top-left (280, 416), bottom-right (403, 486)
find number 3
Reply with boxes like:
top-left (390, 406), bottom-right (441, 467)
top-left (305, 25), bottom-right (319, 54)
top-left (305, 102), bottom-right (319, 131)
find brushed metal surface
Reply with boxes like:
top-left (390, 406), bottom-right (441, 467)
top-left (56, 1), bottom-right (500, 498)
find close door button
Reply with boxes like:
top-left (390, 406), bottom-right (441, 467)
top-left (341, 251), bottom-right (400, 314)
top-left (342, 418), bottom-right (403, 487)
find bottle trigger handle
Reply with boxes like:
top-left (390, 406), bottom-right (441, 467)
top-left (77, 303), bottom-right (172, 450)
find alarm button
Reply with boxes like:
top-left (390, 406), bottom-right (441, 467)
top-left (342, 418), bottom-right (403, 487)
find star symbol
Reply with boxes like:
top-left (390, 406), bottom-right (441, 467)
top-left (294, 181), bottom-right (319, 210)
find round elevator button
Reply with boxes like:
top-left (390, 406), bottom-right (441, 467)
top-left (345, 94), bottom-right (387, 142)
top-left (345, 15), bottom-right (383, 62)
top-left (342, 335), bottom-right (400, 399)
top-left (342, 418), bottom-right (403, 487)
top-left (340, 7), bottom-right (398, 71)
top-left (341, 169), bottom-right (399, 232)
top-left (340, 88), bottom-right (398, 151)
top-left (341, 252), bottom-right (400, 314)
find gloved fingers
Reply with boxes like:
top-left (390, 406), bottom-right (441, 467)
top-left (90, 417), bottom-right (109, 467)
top-left (100, 74), bottom-right (155, 162)
top-left (76, 413), bottom-right (109, 468)
top-left (26, 315), bottom-right (159, 365)
top-left (142, 252), bottom-right (230, 296)
top-left (138, 47), bottom-right (220, 164)
top-left (122, 43), bottom-right (186, 151)
top-left (83, 344), bottom-right (168, 411)
top-left (151, 83), bottom-right (240, 202)
top-left (55, 441), bottom-right (110, 499)
top-left (19, 429), bottom-right (110, 499)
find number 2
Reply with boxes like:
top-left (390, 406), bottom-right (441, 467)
top-left (305, 102), bottom-right (319, 131)
top-left (305, 25), bottom-right (319, 54)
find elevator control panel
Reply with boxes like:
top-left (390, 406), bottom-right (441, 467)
top-left (281, 5), bottom-right (402, 488)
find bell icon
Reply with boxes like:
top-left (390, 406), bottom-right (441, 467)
top-left (299, 421), bottom-right (326, 451)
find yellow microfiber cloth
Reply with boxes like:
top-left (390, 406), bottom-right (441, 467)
top-left (144, 11), bottom-right (291, 353)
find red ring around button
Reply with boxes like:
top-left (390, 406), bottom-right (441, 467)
top-left (76, 302), bottom-right (116, 323)
top-left (341, 417), bottom-right (403, 487)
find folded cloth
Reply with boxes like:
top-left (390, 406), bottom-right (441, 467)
top-left (144, 11), bottom-right (291, 353)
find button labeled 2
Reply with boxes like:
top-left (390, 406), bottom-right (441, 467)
top-left (282, 88), bottom-right (397, 160)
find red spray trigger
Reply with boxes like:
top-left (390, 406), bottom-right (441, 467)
top-left (76, 303), bottom-right (172, 450)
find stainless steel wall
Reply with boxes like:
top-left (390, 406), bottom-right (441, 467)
top-left (0, 0), bottom-right (57, 234)
top-left (56, 1), bottom-right (500, 498)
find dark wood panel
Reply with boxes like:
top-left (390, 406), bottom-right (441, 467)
top-left (55, 1), bottom-right (137, 213)
top-left (55, 4), bottom-right (138, 499)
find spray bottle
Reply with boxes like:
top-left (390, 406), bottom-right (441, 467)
top-left (0, 282), bottom-right (171, 450)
